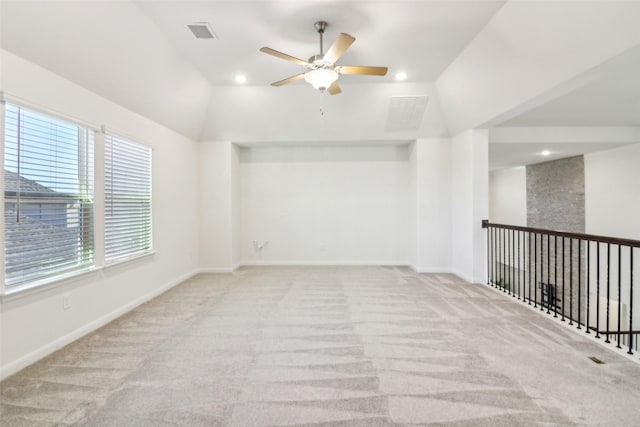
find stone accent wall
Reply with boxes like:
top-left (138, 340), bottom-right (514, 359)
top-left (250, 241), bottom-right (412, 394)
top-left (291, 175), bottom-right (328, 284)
top-left (527, 155), bottom-right (585, 232)
top-left (526, 155), bottom-right (586, 320)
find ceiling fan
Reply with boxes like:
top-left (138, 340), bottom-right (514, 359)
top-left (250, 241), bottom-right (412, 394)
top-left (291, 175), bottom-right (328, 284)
top-left (260, 21), bottom-right (388, 95)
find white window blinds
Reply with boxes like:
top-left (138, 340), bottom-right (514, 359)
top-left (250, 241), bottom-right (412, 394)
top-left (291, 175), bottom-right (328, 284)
top-left (104, 133), bottom-right (152, 263)
top-left (3, 104), bottom-right (94, 287)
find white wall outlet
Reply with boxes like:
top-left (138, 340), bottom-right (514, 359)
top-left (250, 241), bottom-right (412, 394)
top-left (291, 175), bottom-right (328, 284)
top-left (62, 294), bottom-right (70, 310)
top-left (253, 240), bottom-right (269, 251)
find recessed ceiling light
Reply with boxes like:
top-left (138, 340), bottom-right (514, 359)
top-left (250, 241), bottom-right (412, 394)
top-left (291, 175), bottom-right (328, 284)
top-left (541, 150), bottom-right (551, 156)
top-left (234, 74), bottom-right (247, 84)
top-left (395, 71), bottom-right (407, 81)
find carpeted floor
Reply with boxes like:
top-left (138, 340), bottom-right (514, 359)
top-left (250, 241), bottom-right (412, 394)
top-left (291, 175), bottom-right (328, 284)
top-left (1, 266), bottom-right (639, 426)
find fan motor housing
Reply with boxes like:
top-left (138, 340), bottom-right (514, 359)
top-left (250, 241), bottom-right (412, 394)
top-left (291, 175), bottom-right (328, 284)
top-left (308, 55), bottom-right (332, 69)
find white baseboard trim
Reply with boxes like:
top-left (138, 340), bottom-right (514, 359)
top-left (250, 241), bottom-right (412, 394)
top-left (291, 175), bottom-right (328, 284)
top-left (409, 266), bottom-right (454, 274)
top-left (201, 263), bottom-right (457, 275)
top-left (0, 269), bottom-right (199, 381)
top-left (450, 269), bottom-right (475, 284)
top-left (238, 260), bottom-right (409, 267)
top-left (197, 266), bottom-right (238, 273)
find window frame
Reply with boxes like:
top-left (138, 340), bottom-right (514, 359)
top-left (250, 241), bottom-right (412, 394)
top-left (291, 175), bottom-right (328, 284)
top-left (2, 101), bottom-right (96, 292)
top-left (103, 131), bottom-right (153, 266)
top-left (0, 97), bottom-right (155, 298)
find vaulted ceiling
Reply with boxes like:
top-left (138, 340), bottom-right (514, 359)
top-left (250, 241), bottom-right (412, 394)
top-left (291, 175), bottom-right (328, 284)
top-left (1, 0), bottom-right (639, 161)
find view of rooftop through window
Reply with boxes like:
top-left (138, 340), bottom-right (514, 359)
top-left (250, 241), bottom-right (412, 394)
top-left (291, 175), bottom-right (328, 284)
top-left (3, 103), bottom-right (94, 287)
top-left (4, 104), bottom-right (85, 195)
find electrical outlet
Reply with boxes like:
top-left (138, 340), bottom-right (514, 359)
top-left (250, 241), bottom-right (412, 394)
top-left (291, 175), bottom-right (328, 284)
top-left (62, 294), bottom-right (70, 310)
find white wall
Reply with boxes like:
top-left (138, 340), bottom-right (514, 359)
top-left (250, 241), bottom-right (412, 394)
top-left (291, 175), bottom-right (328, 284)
top-left (489, 167), bottom-right (527, 226)
top-left (199, 82), bottom-right (449, 143)
top-left (585, 143), bottom-right (640, 240)
top-left (407, 143), bottom-right (418, 269)
top-left (415, 138), bottom-right (452, 272)
top-left (488, 142), bottom-right (640, 241)
top-left (239, 145), bottom-right (410, 265)
top-left (0, 50), bottom-right (200, 379)
top-left (450, 130), bottom-right (489, 283)
top-left (585, 144), bottom-right (640, 333)
top-left (198, 141), bottom-right (237, 272)
top-left (231, 144), bottom-right (241, 268)
top-left (451, 133), bottom-right (473, 281)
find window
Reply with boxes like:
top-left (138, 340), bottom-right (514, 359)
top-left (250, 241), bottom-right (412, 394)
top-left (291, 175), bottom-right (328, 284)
top-left (104, 133), bottom-right (152, 263)
top-left (3, 104), bottom-right (94, 288)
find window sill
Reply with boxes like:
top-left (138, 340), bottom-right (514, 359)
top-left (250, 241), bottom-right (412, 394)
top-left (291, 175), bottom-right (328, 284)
top-left (102, 250), bottom-right (156, 270)
top-left (1, 250), bottom-right (156, 303)
top-left (1, 267), bottom-right (100, 303)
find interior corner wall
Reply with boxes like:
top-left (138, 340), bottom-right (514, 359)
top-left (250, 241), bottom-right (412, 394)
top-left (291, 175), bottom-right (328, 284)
top-left (407, 142), bottom-right (419, 269)
top-left (198, 140), bottom-right (236, 272)
top-left (489, 167), bottom-right (527, 226)
top-left (451, 130), bottom-right (489, 283)
top-left (0, 50), bottom-right (200, 379)
top-left (231, 144), bottom-right (241, 269)
top-left (472, 132), bottom-right (489, 282)
top-left (585, 143), bottom-right (640, 240)
top-left (414, 138), bottom-right (452, 272)
top-left (238, 145), bottom-right (410, 265)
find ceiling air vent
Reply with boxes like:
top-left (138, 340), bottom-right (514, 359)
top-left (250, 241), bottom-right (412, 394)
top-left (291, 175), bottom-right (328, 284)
top-left (385, 96), bottom-right (429, 132)
top-left (188, 22), bottom-right (217, 39)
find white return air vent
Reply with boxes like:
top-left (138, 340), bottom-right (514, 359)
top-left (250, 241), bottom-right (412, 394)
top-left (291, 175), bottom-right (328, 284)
top-left (188, 22), bottom-right (217, 39)
top-left (385, 95), bottom-right (429, 132)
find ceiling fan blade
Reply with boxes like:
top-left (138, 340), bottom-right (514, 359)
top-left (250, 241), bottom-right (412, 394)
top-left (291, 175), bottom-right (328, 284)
top-left (327, 82), bottom-right (342, 95)
top-left (323, 33), bottom-right (355, 64)
top-left (271, 73), bottom-right (305, 87)
top-left (260, 47), bottom-right (309, 66)
top-left (338, 65), bottom-right (388, 76)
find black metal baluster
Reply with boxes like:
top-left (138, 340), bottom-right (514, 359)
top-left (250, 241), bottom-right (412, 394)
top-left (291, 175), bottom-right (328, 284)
top-left (577, 239), bottom-right (581, 330)
top-left (586, 241), bottom-right (590, 334)
top-left (561, 236), bottom-right (565, 321)
top-left (511, 229), bottom-right (515, 297)
top-left (503, 228), bottom-right (506, 292)
top-left (628, 246), bottom-right (634, 355)
top-left (512, 229), bottom-right (516, 297)
top-left (517, 230), bottom-right (521, 300)
top-left (493, 227), bottom-right (497, 286)
top-left (547, 234), bottom-right (551, 314)
top-left (596, 243), bottom-right (601, 339)
top-left (528, 231), bottom-right (532, 305)
top-left (508, 230), bottom-right (513, 295)
top-left (554, 235), bottom-right (558, 318)
top-left (497, 228), bottom-right (501, 288)
top-left (605, 243), bottom-right (610, 344)
top-left (505, 228), bottom-right (508, 293)
top-left (534, 233), bottom-right (538, 309)
top-left (569, 238), bottom-right (573, 325)
top-left (617, 244), bottom-right (622, 349)
top-left (487, 225), bottom-right (491, 286)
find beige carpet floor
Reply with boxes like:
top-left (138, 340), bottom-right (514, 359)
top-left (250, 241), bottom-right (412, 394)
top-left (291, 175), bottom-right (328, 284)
top-left (1, 266), bottom-right (639, 426)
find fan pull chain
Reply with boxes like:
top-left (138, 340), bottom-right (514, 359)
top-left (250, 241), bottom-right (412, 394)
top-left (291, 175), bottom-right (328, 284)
top-left (319, 91), bottom-right (325, 116)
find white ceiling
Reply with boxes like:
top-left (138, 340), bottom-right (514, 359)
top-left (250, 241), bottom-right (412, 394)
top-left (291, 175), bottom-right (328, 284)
top-left (1, 0), bottom-right (639, 167)
top-left (490, 44), bottom-right (640, 169)
top-left (0, 0), bottom-right (505, 142)
top-left (489, 142), bottom-right (636, 171)
top-left (499, 44), bottom-right (640, 128)
top-left (135, 0), bottom-right (506, 86)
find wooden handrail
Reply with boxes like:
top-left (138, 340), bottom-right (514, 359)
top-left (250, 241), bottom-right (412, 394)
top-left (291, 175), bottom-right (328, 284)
top-left (482, 220), bottom-right (640, 248)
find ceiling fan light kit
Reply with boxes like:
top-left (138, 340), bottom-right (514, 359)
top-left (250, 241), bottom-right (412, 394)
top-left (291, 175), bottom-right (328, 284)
top-left (304, 68), bottom-right (339, 91)
top-left (260, 20), bottom-right (388, 95)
